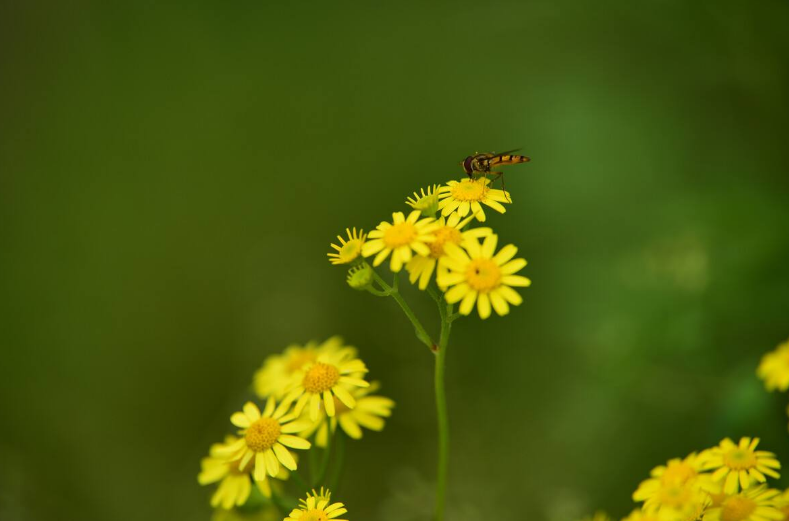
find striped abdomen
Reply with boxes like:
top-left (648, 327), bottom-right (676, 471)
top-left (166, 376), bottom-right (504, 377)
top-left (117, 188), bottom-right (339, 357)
top-left (488, 154), bottom-right (530, 166)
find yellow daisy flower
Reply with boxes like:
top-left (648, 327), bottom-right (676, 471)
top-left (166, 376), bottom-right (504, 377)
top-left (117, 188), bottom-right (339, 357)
top-left (328, 228), bottom-right (366, 265)
top-left (300, 382), bottom-right (395, 446)
top-left (285, 488), bottom-right (348, 521)
top-left (703, 486), bottom-right (784, 521)
top-left (437, 178), bottom-right (511, 222)
top-left (284, 348), bottom-right (370, 421)
top-left (217, 399), bottom-right (312, 482)
top-left (253, 337), bottom-right (351, 399)
top-left (405, 212), bottom-right (492, 290)
top-left (437, 234), bottom-right (530, 319)
top-left (406, 184), bottom-right (440, 216)
top-left (757, 339), bottom-right (789, 392)
top-left (362, 210), bottom-right (439, 272)
top-left (704, 438), bottom-right (781, 494)
top-left (633, 453), bottom-right (713, 510)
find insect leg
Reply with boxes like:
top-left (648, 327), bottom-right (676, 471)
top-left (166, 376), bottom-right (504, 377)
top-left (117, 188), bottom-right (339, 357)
top-left (489, 171), bottom-right (511, 202)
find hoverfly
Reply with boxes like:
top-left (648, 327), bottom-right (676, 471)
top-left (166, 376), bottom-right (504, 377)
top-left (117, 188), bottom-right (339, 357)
top-left (460, 149), bottom-right (530, 199)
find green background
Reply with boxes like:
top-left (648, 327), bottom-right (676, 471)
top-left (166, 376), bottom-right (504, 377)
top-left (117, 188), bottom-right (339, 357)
top-left (2, 2), bottom-right (788, 520)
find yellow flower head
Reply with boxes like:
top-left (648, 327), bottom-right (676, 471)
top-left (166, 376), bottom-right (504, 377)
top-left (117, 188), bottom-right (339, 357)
top-left (437, 178), bottom-right (511, 222)
top-left (362, 210), bottom-right (439, 272)
top-left (405, 212), bottom-right (492, 290)
top-left (285, 488), bottom-right (348, 521)
top-left (328, 228), bottom-right (367, 265)
top-left (702, 486), bottom-right (784, 521)
top-left (216, 399), bottom-right (312, 482)
top-left (300, 382), bottom-right (395, 447)
top-left (406, 184), bottom-right (440, 216)
top-left (757, 339), bottom-right (789, 392)
top-left (437, 234), bottom-right (530, 319)
top-left (704, 438), bottom-right (780, 494)
top-left (284, 347), bottom-right (370, 421)
top-left (633, 452), bottom-right (714, 510)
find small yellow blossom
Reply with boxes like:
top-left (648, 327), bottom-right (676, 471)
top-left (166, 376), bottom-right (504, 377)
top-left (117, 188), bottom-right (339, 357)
top-left (704, 437), bottom-right (780, 494)
top-left (757, 339), bottom-right (789, 392)
top-left (633, 452), bottom-right (716, 510)
top-left (328, 228), bottom-right (367, 265)
top-left (285, 488), bottom-right (348, 521)
top-left (405, 212), bottom-right (491, 290)
top-left (217, 399), bottom-right (312, 482)
top-left (437, 178), bottom-right (511, 222)
top-left (284, 348), bottom-right (370, 421)
top-left (703, 486), bottom-right (784, 521)
top-left (406, 184), bottom-right (440, 216)
top-left (362, 211), bottom-right (439, 272)
top-left (437, 235), bottom-right (530, 319)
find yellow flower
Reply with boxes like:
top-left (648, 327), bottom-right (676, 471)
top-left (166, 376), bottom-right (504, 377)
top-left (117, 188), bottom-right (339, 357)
top-left (703, 486), bottom-right (784, 521)
top-left (704, 438), bottom-right (780, 494)
top-left (405, 212), bottom-right (491, 290)
top-left (217, 400), bottom-right (312, 482)
top-left (362, 211), bottom-right (439, 272)
top-left (406, 184), bottom-right (440, 216)
top-left (633, 453), bottom-right (714, 510)
top-left (284, 348), bottom-right (370, 421)
top-left (253, 337), bottom-right (351, 400)
top-left (437, 234), bottom-right (530, 319)
top-left (328, 228), bottom-right (366, 265)
top-left (301, 382), bottom-right (395, 446)
top-left (757, 339), bottom-right (789, 392)
top-left (437, 178), bottom-right (511, 222)
top-left (285, 488), bottom-right (348, 521)
top-left (198, 436), bottom-right (289, 506)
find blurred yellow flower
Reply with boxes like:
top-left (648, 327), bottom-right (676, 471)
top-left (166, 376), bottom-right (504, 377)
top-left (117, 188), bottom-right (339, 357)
top-left (284, 348), bottom-right (370, 421)
top-left (217, 400), bottom-right (311, 481)
top-left (633, 453), bottom-right (713, 510)
top-left (406, 184), bottom-right (440, 216)
top-left (328, 228), bottom-right (366, 265)
top-left (437, 178), bottom-right (510, 222)
top-left (437, 235), bottom-right (530, 319)
top-left (704, 437), bottom-right (780, 494)
top-left (757, 339), bottom-right (789, 392)
top-left (702, 486), bottom-right (783, 521)
top-left (362, 211), bottom-right (439, 272)
top-left (405, 212), bottom-right (491, 290)
top-left (285, 488), bottom-right (348, 521)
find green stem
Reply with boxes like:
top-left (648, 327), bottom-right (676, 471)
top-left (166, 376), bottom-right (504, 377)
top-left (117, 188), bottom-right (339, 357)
top-left (433, 302), bottom-right (452, 521)
top-left (328, 430), bottom-right (346, 492)
top-left (315, 427), bottom-right (333, 485)
top-left (372, 270), bottom-right (435, 350)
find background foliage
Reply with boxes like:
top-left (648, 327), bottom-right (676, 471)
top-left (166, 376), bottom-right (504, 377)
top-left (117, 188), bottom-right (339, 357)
top-left (1, 1), bottom-right (788, 520)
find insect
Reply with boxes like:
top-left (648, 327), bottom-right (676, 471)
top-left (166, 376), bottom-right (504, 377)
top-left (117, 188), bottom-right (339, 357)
top-left (460, 149), bottom-right (530, 199)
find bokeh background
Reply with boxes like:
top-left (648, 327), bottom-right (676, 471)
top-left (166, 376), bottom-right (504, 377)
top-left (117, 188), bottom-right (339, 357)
top-left (2, 1), bottom-right (788, 520)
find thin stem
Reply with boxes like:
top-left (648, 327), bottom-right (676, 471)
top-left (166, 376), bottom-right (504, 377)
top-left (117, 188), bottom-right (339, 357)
top-left (434, 301), bottom-right (452, 521)
top-left (328, 430), bottom-right (346, 492)
top-left (372, 270), bottom-right (435, 350)
top-left (315, 427), bottom-right (333, 485)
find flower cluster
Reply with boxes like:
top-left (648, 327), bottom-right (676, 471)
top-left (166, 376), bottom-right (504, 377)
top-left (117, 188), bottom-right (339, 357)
top-left (757, 338), bottom-right (789, 430)
top-left (327, 178), bottom-right (531, 319)
top-left (198, 336), bottom-right (393, 519)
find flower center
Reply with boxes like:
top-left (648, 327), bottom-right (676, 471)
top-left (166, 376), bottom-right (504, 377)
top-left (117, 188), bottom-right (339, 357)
top-left (245, 418), bottom-right (281, 452)
top-left (662, 462), bottom-right (696, 484)
top-left (339, 240), bottom-right (362, 261)
top-left (429, 226), bottom-right (462, 258)
top-left (721, 496), bottom-right (757, 521)
top-left (465, 259), bottom-right (501, 292)
top-left (302, 510), bottom-right (329, 521)
top-left (658, 483), bottom-right (691, 508)
top-left (303, 362), bottom-right (340, 393)
top-left (383, 222), bottom-right (417, 248)
top-left (449, 179), bottom-right (487, 201)
top-left (724, 449), bottom-right (757, 470)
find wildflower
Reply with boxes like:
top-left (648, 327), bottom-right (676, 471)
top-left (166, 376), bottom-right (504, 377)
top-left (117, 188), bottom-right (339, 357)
top-left (253, 337), bottom-right (351, 400)
top-left (285, 488), bottom-right (348, 521)
top-left (437, 178), bottom-right (510, 222)
top-left (406, 184), bottom-right (440, 216)
top-left (405, 212), bottom-right (491, 290)
top-left (284, 348), bottom-right (370, 421)
top-left (757, 339), bottom-right (789, 392)
top-left (301, 382), bottom-right (395, 446)
top-left (633, 453), bottom-right (714, 510)
top-left (346, 264), bottom-right (373, 290)
top-left (704, 438), bottom-right (780, 494)
top-left (703, 486), bottom-right (784, 521)
top-left (362, 211), bottom-right (439, 272)
top-left (217, 400), bottom-right (311, 481)
top-left (437, 234), bottom-right (530, 319)
top-left (328, 228), bottom-right (367, 265)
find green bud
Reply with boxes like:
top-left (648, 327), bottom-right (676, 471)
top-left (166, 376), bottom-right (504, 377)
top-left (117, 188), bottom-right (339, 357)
top-left (346, 264), bottom-right (373, 290)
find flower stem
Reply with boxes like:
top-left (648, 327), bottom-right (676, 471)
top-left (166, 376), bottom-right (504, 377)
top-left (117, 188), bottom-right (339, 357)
top-left (372, 270), bottom-right (435, 350)
top-left (434, 300), bottom-right (452, 521)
